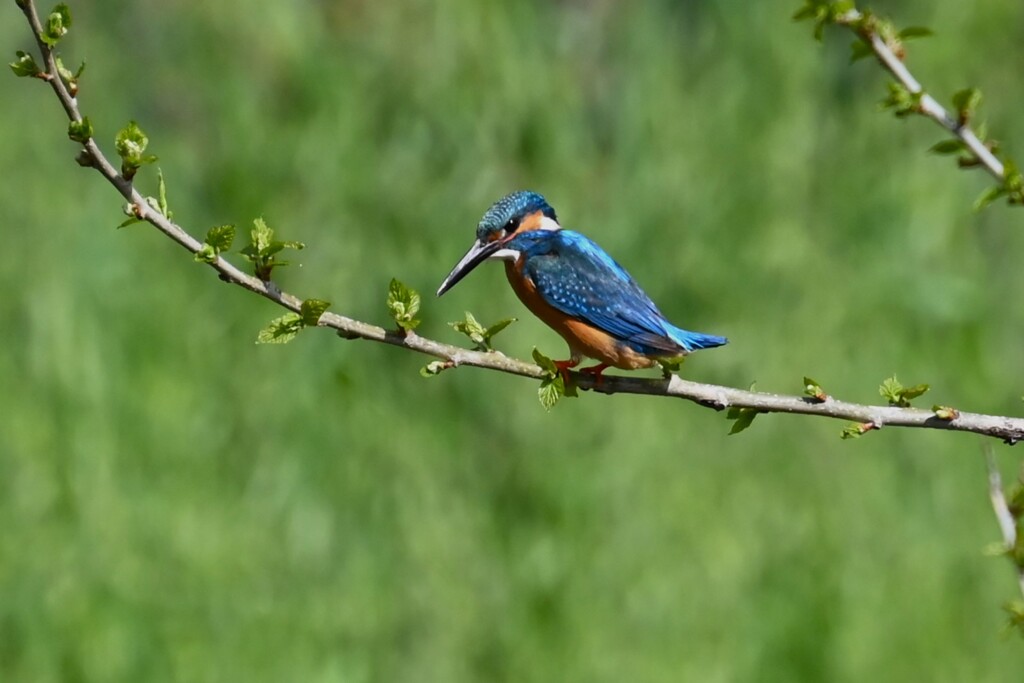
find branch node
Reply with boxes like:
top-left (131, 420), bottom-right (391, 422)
top-left (697, 398), bottom-right (727, 411)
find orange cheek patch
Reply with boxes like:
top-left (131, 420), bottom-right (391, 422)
top-left (514, 211), bottom-right (545, 235)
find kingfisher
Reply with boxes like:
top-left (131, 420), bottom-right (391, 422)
top-left (436, 191), bottom-right (727, 379)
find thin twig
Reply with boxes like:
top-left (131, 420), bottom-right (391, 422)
top-left (984, 445), bottom-right (1024, 600)
top-left (835, 9), bottom-right (1005, 182)
top-left (13, 0), bottom-right (1024, 443)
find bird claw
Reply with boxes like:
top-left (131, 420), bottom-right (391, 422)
top-left (553, 359), bottom-right (579, 386)
top-left (579, 363), bottom-right (610, 388)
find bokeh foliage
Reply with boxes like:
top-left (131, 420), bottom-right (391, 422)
top-left (3, 0), bottom-right (1024, 680)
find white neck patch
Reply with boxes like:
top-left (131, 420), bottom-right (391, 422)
top-left (489, 248), bottom-right (521, 262)
top-left (539, 216), bottom-right (561, 231)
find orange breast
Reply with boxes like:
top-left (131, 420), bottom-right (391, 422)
top-left (504, 261), bottom-right (656, 370)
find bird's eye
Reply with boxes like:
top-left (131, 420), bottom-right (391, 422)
top-left (503, 219), bottom-right (517, 234)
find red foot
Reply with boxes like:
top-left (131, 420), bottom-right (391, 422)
top-left (553, 358), bottom-right (580, 385)
top-left (580, 363), bottom-right (610, 387)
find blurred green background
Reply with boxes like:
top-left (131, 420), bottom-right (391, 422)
top-left (3, 0), bottom-right (1024, 680)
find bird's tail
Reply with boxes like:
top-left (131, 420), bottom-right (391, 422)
top-left (667, 325), bottom-right (728, 352)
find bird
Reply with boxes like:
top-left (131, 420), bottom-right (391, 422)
top-left (436, 190), bottom-right (727, 380)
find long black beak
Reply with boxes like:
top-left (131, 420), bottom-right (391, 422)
top-left (436, 239), bottom-right (501, 296)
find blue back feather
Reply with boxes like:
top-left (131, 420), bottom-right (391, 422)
top-left (507, 230), bottom-right (727, 355)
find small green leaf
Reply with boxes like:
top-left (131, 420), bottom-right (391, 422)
top-left (484, 317), bottom-right (517, 342)
top-left (929, 139), bottom-right (966, 155)
top-left (238, 218), bottom-right (302, 279)
top-left (450, 312), bottom-right (517, 351)
top-left (387, 278), bottom-right (421, 332)
top-left (932, 405), bottom-right (959, 421)
top-left (156, 168), bottom-right (171, 218)
top-left (898, 26), bottom-right (933, 40)
top-left (195, 224), bottom-right (235, 263)
top-left (803, 376), bottom-right (827, 402)
top-left (791, 0), bottom-right (838, 40)
top-left (300, 298), bottom-right (331, 326)
top-left (1004, 602), bottom-right (1024, 638)
top-left (420, 360), bottom-right (453, 377)
top-left (116, 201), bottom-right (144, 229)
top-left (879, 375), bottom-right (928, 407)
top-left (41, 3), bottom-right (72, 47)
top-left (726, 407), bottom-right (759, 435)
top-left (538, 372), bottom-right (576, 409)
top-left (880, 82), bottom-right (922, 118)
top-left (974, 184), bottom-right (1008, 211)
top-left (1006, 159), bottom-right (1023, 186)
top-left (9, 50), bottom-right (41, 78)
top-left (532, 347), bottom-right (558, 376)
top-left (256, 313), bottom-right (303, 344)
top-left (900, 383), bottom-right (930, 401)
top-left (115, 120), bottom-right (156, 180)
top-left (879, 376), bottom-right (904, 404)
top-left (67, 116), bottom-right (92, 144)
top-left (53, 57), bottom-right (85, 90)
top-left (952, 87), bottom-right (982, 124)
top-left (531, 347), bottom-right (576, 407)
top-left (251, 217), bottom-right (272, 254)
top-left (194, 244), bottom-right (216, 263)
top-left (849, 40), bottom-right (873, 63)
top-left (54, 57), bottom-right (72, 83)
top-left (657, 356), bottom-right (686, 377)
top-left (841, 422), bottom-right (874, 440)
top-left (1008, 485), bottom-right (1024, 517)
top-left (207, 224), bottom-right (235, 251)
top-left (791, 4), bottom-right (821, 22)
top-left (450, 311), bottom-right (487, 345)
top-left (538, 378), bottom-right (563, 411)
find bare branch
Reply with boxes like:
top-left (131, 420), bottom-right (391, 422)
top-left (984, 446), bottom-right (1024, 600)
top-left (12, 0), bottom-right (1024, 444)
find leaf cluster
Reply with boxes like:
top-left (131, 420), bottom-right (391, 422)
top-left (449, 312), bottom-right (516, 351)
top-left (726, 407), bottom-right (759, 435)
top-left (879, 376), bottom-right (929, 407)
top-left (239, 217), bottom-right (304, 281)
top-left (115, 121), bottom-right (157, 181)
top-left (40, 2), bottom-right (71, 47)
top-left (9, 50), bottom-right (42, 78)
top-left (792, 0), bottom-right (856, 41)
top-left (879, 82), bottom-right (923, 118)
top-left (256, 298), bottom-right (331, 344)
top-left (386, 278), bottom-right (421, 332)
top-left (195, 224), bottom-right (235, 264)
top-left (532, 348), bottom-right (577, 410)
top-left (802, 376), bottom-right (828, 402)
top-left (67, 116), bottom-right (92, 143)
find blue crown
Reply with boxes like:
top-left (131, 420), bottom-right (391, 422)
top-left (476, 191), bottom-right (557, 240)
